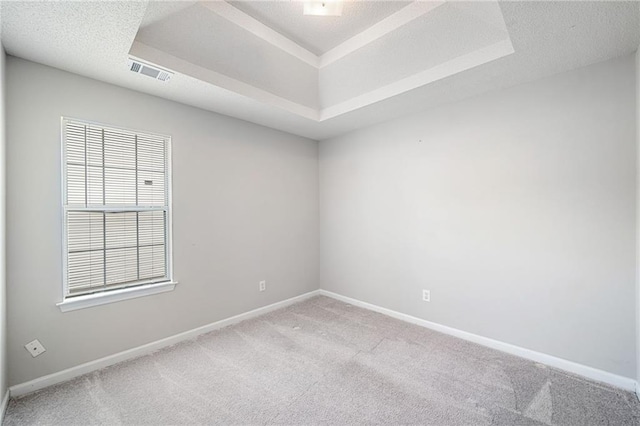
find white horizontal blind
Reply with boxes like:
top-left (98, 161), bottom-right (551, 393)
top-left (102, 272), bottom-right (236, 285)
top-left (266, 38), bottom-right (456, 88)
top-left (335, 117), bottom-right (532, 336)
top-left (63, 118), bottom-right (171, 297)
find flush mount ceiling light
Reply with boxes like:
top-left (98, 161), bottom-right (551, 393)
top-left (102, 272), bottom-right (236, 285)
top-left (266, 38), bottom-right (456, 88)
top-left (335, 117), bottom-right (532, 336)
top-left (303, 1), bottom-right (343, 17)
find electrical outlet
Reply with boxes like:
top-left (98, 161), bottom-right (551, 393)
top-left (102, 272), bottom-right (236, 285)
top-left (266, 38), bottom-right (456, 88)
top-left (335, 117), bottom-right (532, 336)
top-left (25, 339), bottom-right (46, 358)
top-left (259, 280), bottom-right (266, 292)
top-left (422, 289), bottom-right (430, 302)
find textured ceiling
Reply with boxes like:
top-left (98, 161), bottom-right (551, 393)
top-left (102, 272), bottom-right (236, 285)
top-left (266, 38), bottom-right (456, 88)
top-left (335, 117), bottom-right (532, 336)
top-left (228, 1), bottom-right (411, 55)
top-left (1, 1), bottom-right (639, 140)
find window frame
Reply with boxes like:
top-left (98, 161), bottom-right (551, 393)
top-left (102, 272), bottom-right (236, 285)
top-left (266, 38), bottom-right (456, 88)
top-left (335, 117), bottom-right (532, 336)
top-left (58, 117), bottom-right (176, 312)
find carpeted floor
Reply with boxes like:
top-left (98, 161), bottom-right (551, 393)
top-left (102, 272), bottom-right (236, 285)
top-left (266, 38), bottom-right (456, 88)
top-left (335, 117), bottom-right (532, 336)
top-left (4, 295), bottom-right (640, 425)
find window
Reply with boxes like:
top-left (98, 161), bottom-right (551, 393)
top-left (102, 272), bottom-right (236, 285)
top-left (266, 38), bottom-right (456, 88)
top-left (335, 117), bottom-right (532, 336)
top-left (59, 118), bottom-right (175, 311)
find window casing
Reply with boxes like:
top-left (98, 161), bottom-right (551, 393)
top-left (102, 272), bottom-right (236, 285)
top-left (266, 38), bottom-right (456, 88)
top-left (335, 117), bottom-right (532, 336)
top-left (61, 118), bottom-right (173, 300)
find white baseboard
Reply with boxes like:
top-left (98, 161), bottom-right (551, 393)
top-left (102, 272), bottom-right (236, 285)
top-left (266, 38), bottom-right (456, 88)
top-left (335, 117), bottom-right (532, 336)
top-left (0, 389), bottom-right (9, 424)
top-left (9, 290), bottom-right (320, 398)
top-left (9, 288), bottom-right (638, 398)
top-left (318, 289), bottom-right (638, 393)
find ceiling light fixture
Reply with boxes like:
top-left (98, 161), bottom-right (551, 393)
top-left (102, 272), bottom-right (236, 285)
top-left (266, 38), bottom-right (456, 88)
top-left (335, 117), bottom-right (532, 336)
top-left (303, 0), bottom-right (343, 17)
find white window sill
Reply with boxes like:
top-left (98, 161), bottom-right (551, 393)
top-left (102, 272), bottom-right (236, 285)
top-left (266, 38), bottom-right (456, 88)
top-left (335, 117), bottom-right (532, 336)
top-left (57, 281), bottom-right (178, 312)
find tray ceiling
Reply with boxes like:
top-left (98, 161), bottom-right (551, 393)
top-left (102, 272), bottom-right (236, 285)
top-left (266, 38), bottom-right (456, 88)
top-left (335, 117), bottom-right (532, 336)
top-left (228, 1), bottom-right (411, 55)
top-left (1, 1), bottom-right (639, 140)
top-left (133, 0), bottom-right (514, 121)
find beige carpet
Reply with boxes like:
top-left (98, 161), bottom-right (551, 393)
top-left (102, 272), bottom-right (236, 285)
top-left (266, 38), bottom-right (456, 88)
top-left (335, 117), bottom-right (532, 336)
top-left (4, 295), bottom-right (640, 425)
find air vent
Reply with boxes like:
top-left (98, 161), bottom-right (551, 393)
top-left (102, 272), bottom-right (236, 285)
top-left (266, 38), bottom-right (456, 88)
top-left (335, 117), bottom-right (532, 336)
top-left (128, 58), bottom-right (173, 82)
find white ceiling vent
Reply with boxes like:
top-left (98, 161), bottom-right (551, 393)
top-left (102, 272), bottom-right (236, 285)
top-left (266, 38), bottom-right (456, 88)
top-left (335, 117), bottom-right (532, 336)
top-left (128, 58), bottom-right (173, 82)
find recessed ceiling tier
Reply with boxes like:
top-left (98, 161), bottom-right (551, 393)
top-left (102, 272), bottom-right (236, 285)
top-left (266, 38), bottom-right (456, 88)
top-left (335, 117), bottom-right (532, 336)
top-left (132, 0), bottom-right (514, 121)
top-left (229, 1), bottom-right (411, 55)
top-left (2, 1), bottom-right (638, 139)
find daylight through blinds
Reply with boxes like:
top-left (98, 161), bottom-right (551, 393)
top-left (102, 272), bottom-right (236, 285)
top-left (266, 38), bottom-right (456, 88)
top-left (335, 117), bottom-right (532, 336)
top-left (63, 119), bottom-right (170, 296)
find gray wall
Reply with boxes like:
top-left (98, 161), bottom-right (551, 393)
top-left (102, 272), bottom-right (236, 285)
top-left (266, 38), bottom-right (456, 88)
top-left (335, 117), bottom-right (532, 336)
top-left (636, 46), bottom-right (640, 386)
top-left (0, 45), bottom-right (7, 399)
top-left (6, 57), bottom-right (319, 386)
top-left (319, 55), bottom-right (637, 378)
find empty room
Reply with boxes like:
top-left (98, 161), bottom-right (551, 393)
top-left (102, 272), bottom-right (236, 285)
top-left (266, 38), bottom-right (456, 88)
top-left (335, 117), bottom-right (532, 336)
top-left (0, 0), bottom-right (639, 424)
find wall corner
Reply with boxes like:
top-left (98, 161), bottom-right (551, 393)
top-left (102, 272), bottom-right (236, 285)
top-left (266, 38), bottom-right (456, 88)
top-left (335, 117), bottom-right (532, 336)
top-left (636, 44), bottom-right (640, 386)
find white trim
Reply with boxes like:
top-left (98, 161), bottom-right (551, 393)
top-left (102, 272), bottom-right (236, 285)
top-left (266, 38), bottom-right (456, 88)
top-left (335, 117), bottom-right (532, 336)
top-left (0, 389), bottom-right (9, 424)
top-left (130, 41), bottom-right (320, 121)
top-left (201, 1), bottom-right (448, 69)
top-left (131, 36), bottom-right (513, 124)
top-left (200, 1), bottom-right (319, 68)
top-left (12, 290), bottom-right (321, 397)
top-left (57, 281), bottom-right (177, 312)
top-left (60, 117), bottom-right (69, 297)
top-left (319, 1), bottom-right (446, 68)
top-left (131, 4), bottom-right (512, 122)
top-left (16, 288), bottom-right (637, 398)
top-left (318, 290), bottom-right (638, 392)
top-left (60, 117), bottom-right (175, 302)
top-left (320, 38), bottom-right (515, 121)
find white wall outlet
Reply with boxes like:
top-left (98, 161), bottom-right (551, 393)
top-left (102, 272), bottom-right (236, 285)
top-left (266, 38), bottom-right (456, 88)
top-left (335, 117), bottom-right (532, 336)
top-left (259, 280), bottom-right (266, 292)
top-left (25, 339), bottom-right (46, 358)
top-left (422, 289), bottom-right (430, 302)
